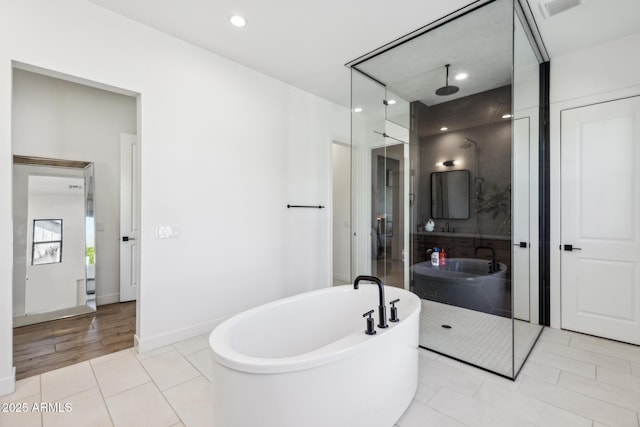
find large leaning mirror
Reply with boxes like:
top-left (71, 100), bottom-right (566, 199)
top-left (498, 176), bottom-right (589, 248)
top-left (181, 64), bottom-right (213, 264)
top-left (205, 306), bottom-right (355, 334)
top-left (13, 156), bottom-right (97, 327)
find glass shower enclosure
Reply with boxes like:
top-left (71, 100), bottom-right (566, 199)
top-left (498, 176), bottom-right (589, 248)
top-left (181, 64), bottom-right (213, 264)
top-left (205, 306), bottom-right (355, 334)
top-left (349, 0), bottom-right (544, 379)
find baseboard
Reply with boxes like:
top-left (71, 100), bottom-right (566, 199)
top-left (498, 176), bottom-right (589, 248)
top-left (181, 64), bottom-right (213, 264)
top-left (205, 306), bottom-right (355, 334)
top-left (135, 316), bottom-right (228, 354)
top-left (96, 292), bottom-right (120, 306)
top-left (0, 367), bottom-right (16, 397)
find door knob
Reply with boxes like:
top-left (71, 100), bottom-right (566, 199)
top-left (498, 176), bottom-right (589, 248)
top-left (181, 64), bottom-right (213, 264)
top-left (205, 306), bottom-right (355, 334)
top-left (122, 236), bottom-right (136, 242)
top-left (513, 242), bottom-right (528, 248)
top-left (563, 244), bottom-right (581, 251)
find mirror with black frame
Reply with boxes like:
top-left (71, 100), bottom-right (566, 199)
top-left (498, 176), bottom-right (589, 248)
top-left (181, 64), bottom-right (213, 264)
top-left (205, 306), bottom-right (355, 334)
top-left (12, 156), bottom-right (97, 327)
top-left (431, 169), bottom-right (470, 219)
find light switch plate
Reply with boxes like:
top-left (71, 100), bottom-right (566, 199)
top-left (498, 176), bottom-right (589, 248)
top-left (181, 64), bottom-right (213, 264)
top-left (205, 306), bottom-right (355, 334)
top-left (156, 225), bottom-right (180, 239)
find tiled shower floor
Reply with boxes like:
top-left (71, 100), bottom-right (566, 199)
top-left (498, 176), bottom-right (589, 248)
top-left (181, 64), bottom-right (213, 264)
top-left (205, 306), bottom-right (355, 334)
top-left (420, 299), bottom-right (543, 377)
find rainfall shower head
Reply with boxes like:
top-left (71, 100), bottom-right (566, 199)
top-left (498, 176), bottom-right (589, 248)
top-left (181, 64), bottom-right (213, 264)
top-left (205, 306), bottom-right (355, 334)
top-left (435, 64), bottom-right (459, 96)
top-left (460, 138), bottom-right (479, 149)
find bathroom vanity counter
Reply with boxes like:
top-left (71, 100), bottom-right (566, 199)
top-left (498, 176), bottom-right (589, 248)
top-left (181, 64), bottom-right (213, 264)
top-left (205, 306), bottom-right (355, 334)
top-left (412, 232), bottom-right (511, 272)
top-left (413, 231), bottom-right (510, 240)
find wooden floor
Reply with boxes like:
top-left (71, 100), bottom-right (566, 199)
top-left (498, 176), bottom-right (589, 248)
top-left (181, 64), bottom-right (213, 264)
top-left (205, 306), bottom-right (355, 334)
top-left (13, 302), bottom-right (136, 380)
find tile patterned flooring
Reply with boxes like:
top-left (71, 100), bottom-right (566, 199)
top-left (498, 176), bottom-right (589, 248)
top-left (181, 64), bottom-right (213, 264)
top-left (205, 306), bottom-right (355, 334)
top-left (420, 300), bottom-right (543, 377)
top-left (2, 328), bottom-right (640, 426)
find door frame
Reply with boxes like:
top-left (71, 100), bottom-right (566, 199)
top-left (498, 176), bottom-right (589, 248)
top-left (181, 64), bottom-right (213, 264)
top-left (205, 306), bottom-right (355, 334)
top-left (7, 65), bottom-right (142, 396)
top-left (550, 87), bottom-right (640, 330)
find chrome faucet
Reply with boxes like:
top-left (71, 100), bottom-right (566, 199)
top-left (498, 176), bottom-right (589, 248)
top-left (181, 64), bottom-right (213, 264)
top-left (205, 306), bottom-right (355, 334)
top-left (474, 246), bottom-right (500, 273)
top-left (353, 275), bottom-right (388, 328)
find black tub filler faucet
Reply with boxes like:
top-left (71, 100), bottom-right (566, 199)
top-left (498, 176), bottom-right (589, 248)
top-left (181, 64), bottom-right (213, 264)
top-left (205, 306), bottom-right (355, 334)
top-left (354, 275), bottom-right (388, 329)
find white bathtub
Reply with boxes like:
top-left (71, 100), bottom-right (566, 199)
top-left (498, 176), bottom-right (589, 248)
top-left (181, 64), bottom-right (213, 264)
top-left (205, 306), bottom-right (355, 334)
top-left (209, 284), bottom-right (420, 427)
top-left (412, 258), bottom-right (509, 316)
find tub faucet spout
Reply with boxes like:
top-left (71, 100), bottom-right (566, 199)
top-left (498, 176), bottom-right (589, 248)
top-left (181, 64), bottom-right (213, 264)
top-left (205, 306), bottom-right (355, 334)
top-left (353, 275), bottom-right (388, 329)
top-left (474, 245), bottom-right (500, 273)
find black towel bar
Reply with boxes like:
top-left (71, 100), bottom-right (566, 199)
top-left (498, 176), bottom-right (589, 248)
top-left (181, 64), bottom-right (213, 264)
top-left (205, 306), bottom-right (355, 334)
top-left (287, 204), bottom-right (325, 209)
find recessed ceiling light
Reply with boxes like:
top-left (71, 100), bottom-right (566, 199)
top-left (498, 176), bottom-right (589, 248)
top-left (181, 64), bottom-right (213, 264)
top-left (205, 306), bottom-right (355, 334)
top-left (455, 72), bottom-right (468, 80)
top-left (353, 107), bottom-right (363, 113)
top-left (440, 126), bottom-right (448, 131)
top-left (387, 99), bottom-right (397, 105)
top-left (229, 15), bottom-right (247, 27)
top-left (502, 114), bottom-right (512, 119)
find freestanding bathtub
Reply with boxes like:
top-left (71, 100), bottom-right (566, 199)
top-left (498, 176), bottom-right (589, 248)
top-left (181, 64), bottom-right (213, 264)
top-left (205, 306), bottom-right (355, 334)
top-left (209, 284), bottom-right (420, 427)
top-left (411, 258), bottom-right (509, 316)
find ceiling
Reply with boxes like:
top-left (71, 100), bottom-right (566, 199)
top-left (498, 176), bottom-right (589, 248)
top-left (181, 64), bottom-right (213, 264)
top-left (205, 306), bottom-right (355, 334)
top-left (355, 0), bottom-right (513, 106)
top-left (85, 0), bottom-right (640, 108)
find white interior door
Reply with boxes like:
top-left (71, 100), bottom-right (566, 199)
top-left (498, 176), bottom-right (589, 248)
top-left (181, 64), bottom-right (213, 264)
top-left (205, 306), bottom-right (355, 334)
top-left (561, 96), bottom-right (640, 344)
top-left (513, 117), bottom-right (530, 321)
top-left (120, 133), bottom-right (139, 302)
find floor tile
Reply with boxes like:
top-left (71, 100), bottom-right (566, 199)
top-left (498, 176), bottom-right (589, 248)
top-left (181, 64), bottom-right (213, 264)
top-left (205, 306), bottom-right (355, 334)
top-left (631, 362), bottom-right (640, 377)
top-left (140, 349), bottom-right (200, 391)
top-left (570, 334), bottom-right (640, 363)
top-left (529, 348), bottom-right (596, 379)
top-left (41, 362), bottom-right (97, 402)
top-left (396, 399), bottom-right (466, 427)
top-left (475, 379), bottom-right (591, 427)
top-left (519, 360), bottom-right (560, 384)
top-left (42, 387), bottom-right (112, 427)
top-left (0, 376), bottom-right (40, 404)
top-left (186, 349), bottom-right (214, 382)
top-left (597, 367), bottom-right (640, 394)
top-left (519, 376), bottom-right (638, 427)
top-left (105, 382), bottom-right (179, 427)
top-left (539, 327), bottom-right (572, 345)
top-left (559, 370), bottom-right (640, 412)
top-left (0, 393), bottom-right (42, 427)
top-left (418, 358), bottom-right (483, 397)
top-left (91, 351), bottom-right (151, 397)
top-left (413, 379), bottom-right (441, 405)
top-left (163, 376), bottom-right (212, 427)
top-left (537, 340), bottom-right (631, 373)
top-left (90, 349), bottom-right (132, 366)
top-left (134, 345), bottom-right (174, 361)
top-left (173, 336), bottom-right (209, 357)
top-left (10, 321), bottom-right (640, 427)
top-left (427, 387), bottom-right (537, 427)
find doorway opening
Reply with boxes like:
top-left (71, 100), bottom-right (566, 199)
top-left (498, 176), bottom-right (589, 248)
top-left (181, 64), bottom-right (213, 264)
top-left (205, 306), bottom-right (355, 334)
top-left (11, 65), bottom-right (140, 379)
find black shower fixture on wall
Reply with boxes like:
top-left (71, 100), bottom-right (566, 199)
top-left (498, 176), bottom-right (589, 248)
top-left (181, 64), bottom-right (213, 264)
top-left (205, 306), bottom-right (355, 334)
top-left (435, 64), bottom-right (459, 96)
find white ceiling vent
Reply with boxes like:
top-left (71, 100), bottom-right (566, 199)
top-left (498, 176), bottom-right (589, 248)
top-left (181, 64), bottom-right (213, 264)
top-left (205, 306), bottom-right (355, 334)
top-left (538, 0), bottom-right (582, 19)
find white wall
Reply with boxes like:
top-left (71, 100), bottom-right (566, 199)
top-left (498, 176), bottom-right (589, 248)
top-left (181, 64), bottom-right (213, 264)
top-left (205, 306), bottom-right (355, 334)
top-left (12, 69), bottom-right (136, 307)
top-left (549, 31), bottom-right (640, 328)
top-left (0, 0), bottom-right (349, 395)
